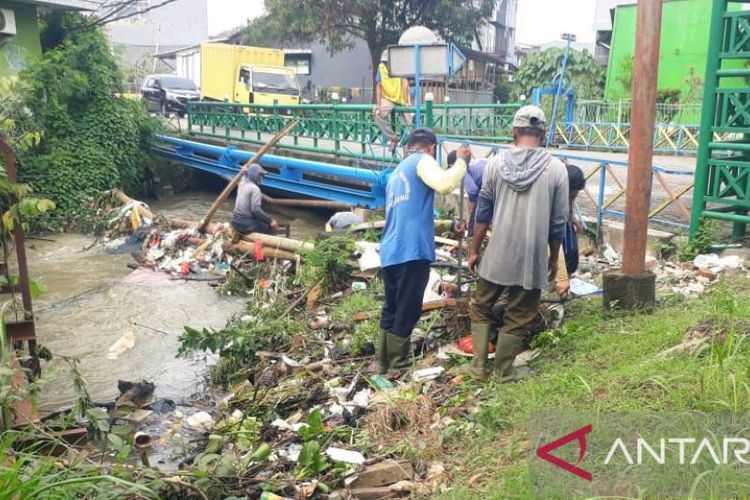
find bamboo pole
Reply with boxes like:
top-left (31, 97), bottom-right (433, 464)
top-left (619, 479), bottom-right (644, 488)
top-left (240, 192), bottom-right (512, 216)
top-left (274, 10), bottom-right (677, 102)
top-left (111, 189), bottom-right (155, 220)
top-left (184, 237), bottom-right (297, 261)
top-left (169, 218), bottom-right (313, 253)
top-left (198, 120), bottom-right (297, 233)
top-left (261, 194), bottom-right (350, 210)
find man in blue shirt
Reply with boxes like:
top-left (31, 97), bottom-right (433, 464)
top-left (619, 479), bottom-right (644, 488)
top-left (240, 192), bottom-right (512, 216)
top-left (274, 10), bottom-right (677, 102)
top-left (377, 128), bottom-right (468, 374)
top-left (447, 145), bottom-right (490, 236)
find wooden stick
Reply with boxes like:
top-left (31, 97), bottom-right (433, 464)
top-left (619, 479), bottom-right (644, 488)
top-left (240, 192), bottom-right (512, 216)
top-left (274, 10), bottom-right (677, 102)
top-left (197, 120), bottom-right (297, 233)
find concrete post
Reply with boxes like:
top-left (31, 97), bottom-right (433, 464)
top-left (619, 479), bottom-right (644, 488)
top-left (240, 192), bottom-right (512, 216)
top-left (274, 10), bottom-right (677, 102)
top-left (603, 0), bottom-right (663, 310)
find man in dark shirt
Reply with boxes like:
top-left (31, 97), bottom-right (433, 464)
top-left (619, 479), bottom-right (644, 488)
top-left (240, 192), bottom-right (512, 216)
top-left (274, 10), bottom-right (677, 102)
top-left (231, 164), bottom-right (278, 235)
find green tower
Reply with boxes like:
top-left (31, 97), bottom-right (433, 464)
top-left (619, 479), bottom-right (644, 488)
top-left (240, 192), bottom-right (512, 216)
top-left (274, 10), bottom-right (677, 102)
top-left (690, 0), bottom-right (750, 237)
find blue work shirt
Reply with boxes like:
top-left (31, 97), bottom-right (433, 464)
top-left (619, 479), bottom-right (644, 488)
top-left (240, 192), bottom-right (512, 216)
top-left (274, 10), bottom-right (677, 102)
top-left (463, 158), bottom-right (488, 202)
top-left (380, 153), bottom-right (435, 267)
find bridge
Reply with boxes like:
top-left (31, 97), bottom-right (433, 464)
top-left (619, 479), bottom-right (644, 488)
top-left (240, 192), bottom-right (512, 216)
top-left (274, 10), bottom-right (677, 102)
top-left (183, 100), bottom-right (716, 159)
top-left (154, 132), bottom-right (697, 237)
top-left (153, 135), bottom-right (391, 209)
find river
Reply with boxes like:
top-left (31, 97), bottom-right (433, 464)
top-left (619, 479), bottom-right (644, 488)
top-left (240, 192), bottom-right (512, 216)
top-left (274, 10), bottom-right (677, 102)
top-left (31, 190), bottom-right (328, 413)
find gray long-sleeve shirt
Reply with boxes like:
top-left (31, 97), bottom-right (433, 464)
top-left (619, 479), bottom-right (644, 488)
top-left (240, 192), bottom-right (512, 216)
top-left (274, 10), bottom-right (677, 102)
top-left (231, 177), bottom-right (271, 233)
top-left (475, 147), bottom-right (569, 290)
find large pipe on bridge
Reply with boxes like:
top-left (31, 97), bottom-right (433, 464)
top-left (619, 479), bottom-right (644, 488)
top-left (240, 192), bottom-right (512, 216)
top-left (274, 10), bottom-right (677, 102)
top-left (154, 135), bottom-right (391, 208)
top-left (156, 135), bottom-right (389, 186)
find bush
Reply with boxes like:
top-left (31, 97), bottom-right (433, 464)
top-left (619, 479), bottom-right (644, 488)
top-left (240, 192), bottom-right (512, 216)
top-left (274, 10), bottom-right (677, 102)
top-left (16, 13), bottom-right (159, 225)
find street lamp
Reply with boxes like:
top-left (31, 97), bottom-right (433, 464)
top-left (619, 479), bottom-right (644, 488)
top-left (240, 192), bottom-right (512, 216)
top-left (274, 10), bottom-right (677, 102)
top-left (546, 32), bottom-right (577, 146)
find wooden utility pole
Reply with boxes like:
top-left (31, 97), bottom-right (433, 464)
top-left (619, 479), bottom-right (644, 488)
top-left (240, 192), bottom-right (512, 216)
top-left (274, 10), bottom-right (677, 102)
top-left (621, 0), bottom-right (663, 275)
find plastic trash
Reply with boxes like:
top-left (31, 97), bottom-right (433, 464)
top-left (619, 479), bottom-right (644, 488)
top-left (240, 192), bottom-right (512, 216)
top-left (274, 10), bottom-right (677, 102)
top-left (352, 388), bottom-right (371, 408)
top-left (456, 335), bottom-right (495, 354)
top-left (603, 243), bottom-right (619, 264)
top-left (369, 375), bottom-right (395, 390)
top-left (569, 278), bottom-right (602, 296)
top-left (185, 411), bottom-right (215, 432)
top-left (693, 254), bottom-right (720, 270)
top-left (325, 447), bottom-right (365, 465)
top-left (106, 323), bottom-right (135, 360)
top-left (412, 366), bottom-right (445, 382)
top-left (357, 242), bottom-right (381, 272)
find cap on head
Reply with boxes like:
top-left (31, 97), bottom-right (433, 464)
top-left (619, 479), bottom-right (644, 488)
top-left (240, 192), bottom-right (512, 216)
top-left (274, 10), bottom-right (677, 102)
top-left (380, 50), bottom-right (388, 62)
top-left (513, 105), bottom-right (546, 131)
top-left (406, 127), bottom-right (437, 147)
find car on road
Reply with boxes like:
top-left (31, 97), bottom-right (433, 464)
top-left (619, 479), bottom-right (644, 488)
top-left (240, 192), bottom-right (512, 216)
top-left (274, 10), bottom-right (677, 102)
top-left (141, 75), bottom-right (200, 117)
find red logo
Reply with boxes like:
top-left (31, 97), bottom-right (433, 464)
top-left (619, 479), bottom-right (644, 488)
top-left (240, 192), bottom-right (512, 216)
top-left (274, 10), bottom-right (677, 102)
top-left (536, 424), bottom-right (593, 481)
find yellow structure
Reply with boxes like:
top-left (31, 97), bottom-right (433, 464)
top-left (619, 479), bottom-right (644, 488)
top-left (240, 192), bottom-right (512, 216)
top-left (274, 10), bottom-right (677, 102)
top-left (199, 43), bottom-right (300, 105)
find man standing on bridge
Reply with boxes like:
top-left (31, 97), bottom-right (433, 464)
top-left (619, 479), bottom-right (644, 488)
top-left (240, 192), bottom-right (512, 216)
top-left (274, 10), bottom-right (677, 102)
top-left (231, 163), bottom-right (279, 238)
top-left (464, 105), bottom-right (569, 381)
top-left (374, 50), bottom-right (410, 153)
top-left (376, 128), bottom-right (468, 374)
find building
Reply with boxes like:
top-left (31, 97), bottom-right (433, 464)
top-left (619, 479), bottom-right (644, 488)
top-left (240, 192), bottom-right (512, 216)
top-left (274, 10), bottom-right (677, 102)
top-left (158, 0), bottom-right (517, 104)
top-left (99, 0), bottom-right (207, 79)
top-left (452, 0), bottom-right (518, 94)
top-left (593, 0), bottom-right (635, 66)
top-left (603, 0), bottom-right (745, 100)
top-left (0, 0), bottom-right (96, 76)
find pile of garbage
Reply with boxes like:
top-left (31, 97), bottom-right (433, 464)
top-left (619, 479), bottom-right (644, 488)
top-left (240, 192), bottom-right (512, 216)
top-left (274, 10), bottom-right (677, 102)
top-left (575, 242), bottom-right (748, 297)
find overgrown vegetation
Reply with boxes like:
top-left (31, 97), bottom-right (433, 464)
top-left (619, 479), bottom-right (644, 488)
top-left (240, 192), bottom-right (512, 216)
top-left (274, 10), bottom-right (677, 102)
top-left (438, 279), bottom-right (750, 497)
top-left (301, 235), bottom-right (357, 293)
top-left (513, 47), bottom-right (605, 101)
top-left (678, 218), bottom-right (719, 261)
top-left (9, 13), bottom-right (158, 231)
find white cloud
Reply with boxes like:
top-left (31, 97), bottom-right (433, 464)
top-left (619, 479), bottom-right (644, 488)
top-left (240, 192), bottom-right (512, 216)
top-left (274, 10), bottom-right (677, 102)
top-left (516, 0), bottom-right (597, 45)
top-left (207, 0), bottom-right (265, 36)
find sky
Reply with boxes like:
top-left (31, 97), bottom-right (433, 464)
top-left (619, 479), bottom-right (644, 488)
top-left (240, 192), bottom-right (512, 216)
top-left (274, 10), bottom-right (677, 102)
top-left (207, 0), bottom-right (598, 44)
top-left (515, 0), bottom-right (597, 45)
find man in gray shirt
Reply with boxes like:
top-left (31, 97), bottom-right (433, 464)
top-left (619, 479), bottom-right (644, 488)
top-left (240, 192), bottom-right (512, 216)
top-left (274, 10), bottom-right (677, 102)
top-left (231, 164), bottom-right (278, 236)
top-left (464, 105), bottom-right (569, 380)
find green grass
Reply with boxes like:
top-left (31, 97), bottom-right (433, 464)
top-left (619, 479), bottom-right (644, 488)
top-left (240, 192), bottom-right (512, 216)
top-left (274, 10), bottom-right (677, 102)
top-left (438, 278), bottom-right (750, 498)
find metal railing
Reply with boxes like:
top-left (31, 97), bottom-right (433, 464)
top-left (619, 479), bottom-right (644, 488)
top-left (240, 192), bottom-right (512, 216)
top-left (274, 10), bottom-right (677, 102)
top-left (186, 101), bottom-right (519, 162)
top-left (573, 100), bottom-right (702, 125)
top-left (185, 98), bottom-right (712, 157)
top-left (438, 138), bottom-right (695, 232)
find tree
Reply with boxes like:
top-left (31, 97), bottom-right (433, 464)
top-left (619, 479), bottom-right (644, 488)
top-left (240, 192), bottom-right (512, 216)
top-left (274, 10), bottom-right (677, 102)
top-left (16, 13), bottom-right (158, 223)
top-left (240, 0), bottom-right (495, 85)
top-left (615, 56), bottom-right (634, 95)
top-left (513, 48), bottom-right (606, 101)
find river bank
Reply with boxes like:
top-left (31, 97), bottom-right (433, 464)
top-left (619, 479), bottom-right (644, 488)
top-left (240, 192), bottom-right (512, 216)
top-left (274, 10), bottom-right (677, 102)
top-left (30, 190), bottom-right (329, 413)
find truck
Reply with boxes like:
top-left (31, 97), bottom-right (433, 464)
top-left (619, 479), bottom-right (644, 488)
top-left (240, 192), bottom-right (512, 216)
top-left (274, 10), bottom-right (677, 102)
top-left (176, 43), bottom-right (301, 106)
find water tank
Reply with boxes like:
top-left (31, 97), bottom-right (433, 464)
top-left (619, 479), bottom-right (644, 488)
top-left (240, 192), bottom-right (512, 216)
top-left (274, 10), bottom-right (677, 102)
top-left (398, 26), bottom-right (442, 45)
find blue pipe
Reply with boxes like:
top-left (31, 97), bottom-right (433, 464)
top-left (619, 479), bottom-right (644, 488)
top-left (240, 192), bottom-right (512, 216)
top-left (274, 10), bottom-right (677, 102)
top-left (154, 135), bottom-right (393, 208)
top-left (156, 135), bottom-right (389, 185)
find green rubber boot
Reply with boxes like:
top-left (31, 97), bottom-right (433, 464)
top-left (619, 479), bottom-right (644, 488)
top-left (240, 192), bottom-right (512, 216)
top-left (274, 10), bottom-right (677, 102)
top-left (459, 323), bottom-right (492, 380)
top-left (386, 332), bottom-right (412, 371)
top-left (493, 333), bottom-right (529, 382)
top-left (376, 329), bottom-right (389, 374)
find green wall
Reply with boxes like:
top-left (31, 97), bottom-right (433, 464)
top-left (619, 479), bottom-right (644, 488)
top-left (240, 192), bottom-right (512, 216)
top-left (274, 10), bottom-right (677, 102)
top-left (0, 1), bottom-right (41, 76)
top-left (605, 0), bottom-right (734, 100)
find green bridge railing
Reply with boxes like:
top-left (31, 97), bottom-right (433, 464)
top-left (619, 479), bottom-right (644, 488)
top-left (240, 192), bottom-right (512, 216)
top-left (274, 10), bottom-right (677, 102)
top-left (186, 101), bottom-right (520, 162)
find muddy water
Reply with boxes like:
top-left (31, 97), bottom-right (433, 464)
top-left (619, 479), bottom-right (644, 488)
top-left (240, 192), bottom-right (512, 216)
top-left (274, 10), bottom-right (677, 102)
top-left (32, 191), bottom-right (329, 413)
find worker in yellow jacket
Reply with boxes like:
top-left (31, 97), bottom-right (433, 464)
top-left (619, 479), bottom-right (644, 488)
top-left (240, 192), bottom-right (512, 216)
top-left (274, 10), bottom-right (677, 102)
top-left (374, 50), bottom-right (410, 152)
